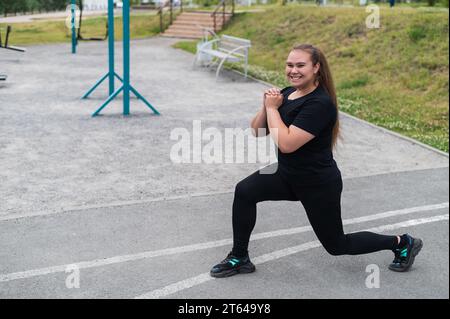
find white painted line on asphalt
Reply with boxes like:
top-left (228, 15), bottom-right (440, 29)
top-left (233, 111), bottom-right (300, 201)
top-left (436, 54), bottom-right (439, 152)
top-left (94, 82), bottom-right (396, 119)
top-left (342, 202), bottom-right (448, 225)
top-left (252, 202), bottom-right (449, 240)
top-left (0, 238), bottom-right (231, 283)
top-left (364, 214), bottom-right (449, 233)
top-left (0, 190), bottom-right (235, 222)
top-left (0, 202), bottom-right (448, 283)
top-left (135, 213), bottom-right (449, 299)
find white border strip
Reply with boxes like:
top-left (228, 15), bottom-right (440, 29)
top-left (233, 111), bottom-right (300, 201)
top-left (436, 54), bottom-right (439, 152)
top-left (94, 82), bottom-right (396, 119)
top-left (340, 111), bottom-right (449, 158)
top-left (2, 169), bottom-right (449, 223)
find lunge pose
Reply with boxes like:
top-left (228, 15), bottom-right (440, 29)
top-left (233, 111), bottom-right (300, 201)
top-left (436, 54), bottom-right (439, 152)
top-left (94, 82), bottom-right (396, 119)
top-left (210, 44), bottom-right (423, 278)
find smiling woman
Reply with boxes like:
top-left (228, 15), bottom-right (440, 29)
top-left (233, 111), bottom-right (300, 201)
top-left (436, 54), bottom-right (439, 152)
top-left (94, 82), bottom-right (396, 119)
top-left (209, 44), bottom-right (424, 279)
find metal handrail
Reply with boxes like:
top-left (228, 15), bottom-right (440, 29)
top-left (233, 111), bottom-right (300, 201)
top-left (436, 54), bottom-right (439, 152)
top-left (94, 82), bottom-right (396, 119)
top-left (158, 0), bottom-right (185, 33)
top-left (158, 0), bottom-right (233, 34)
top-left (212, 0), bottom-right (235, 15)
top-left (158, 4), bottom-right (164, 32)
top-left (211, 0), bottom-right (235, 32)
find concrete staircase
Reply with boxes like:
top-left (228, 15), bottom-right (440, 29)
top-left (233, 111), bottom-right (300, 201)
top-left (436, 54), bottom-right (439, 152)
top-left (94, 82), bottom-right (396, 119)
top-left (162, 11), bottom-right (233, 39)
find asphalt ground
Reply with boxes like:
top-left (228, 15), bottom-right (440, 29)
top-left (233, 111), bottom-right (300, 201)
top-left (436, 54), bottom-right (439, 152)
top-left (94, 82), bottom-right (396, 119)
top-left (0, 37), bottom-right (448, 299)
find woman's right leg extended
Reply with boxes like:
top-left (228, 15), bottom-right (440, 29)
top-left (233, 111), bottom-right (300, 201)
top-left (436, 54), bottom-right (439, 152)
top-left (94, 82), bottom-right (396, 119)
top-left (232, 164), bottom-right (297, 257)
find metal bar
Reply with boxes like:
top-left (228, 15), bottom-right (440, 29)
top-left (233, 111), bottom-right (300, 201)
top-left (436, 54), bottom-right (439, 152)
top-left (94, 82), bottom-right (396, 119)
top-left (1, 45), bottom-right (26, 52)
top-left (130, 86), bottom-right (160, 115)
top-left (82, 72), bottom-right (109, 99)
top-left (77, 0), bottom-right (83, 40)
top-left (114, 72), bottom-right (124, 82)
top-left (170, 0), bottom-right (173, 24)
top-left (5, 26), bottom-right (11, 47)
top-left (159, 6), bottom-right (163, 33)
top-left (71, 0), bottom-right (77, 54)
top-left (107, 0), bottom-right (115, 95)
top-left (123, 0), bottom-right (130, 115)
top-left (81, 1), bottom-right (116, 99)
top-left (92, 85), bottom-right (124, 117)
top-left (87, 0), bottom-right (159, 116)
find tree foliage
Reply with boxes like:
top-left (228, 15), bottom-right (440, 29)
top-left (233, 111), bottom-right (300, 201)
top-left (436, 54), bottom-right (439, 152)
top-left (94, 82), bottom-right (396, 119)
top-left (0, 0), bottom-right (70, 16)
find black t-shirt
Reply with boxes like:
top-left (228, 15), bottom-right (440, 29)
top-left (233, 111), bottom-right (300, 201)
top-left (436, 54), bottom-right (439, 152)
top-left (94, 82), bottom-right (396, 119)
top-left (273, 85), bottom-right (341, 186)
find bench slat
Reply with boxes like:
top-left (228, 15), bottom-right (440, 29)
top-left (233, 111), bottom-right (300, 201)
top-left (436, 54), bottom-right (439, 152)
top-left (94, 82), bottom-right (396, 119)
top-left (217, 48), bottom-right (246, 58)
top-left (219, 42), bottom-right (248, 51)
top-left (201, 49), bottom-right (241, 62)
top-left (221, 35), bottom-right (251, 46)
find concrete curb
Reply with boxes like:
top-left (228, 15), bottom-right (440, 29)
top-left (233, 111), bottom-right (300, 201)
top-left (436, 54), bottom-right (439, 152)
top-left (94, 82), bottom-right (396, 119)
top-left (338, 111), bottom-right (449, 158)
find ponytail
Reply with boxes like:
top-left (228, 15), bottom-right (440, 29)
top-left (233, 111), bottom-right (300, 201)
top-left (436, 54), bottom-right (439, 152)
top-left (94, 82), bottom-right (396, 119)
top-left (292, 44), bottom-right (341, 150)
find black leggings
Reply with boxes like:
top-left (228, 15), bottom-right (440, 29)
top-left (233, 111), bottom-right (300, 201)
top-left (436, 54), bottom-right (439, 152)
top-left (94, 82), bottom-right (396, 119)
top-left (232, 165), bottom-right (398, 257)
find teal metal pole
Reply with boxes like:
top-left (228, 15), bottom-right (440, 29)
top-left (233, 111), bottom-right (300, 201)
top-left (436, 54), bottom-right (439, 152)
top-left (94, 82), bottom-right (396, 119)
top-left (82, 73), bottom-right (109, 98)
top-left (71, 0), bottom-right (77, 54)
top-left (107, 0), bottom-right (115, 95)
top-left (90, 0), bottom-right (159, 116)
top-left (123, 0), bottom-right (130, 115)
top-left (92, 86), bottom-right (124, 116)
top-left (83, 0), bottom-right (122, 99)
top-left (130, 86), bottom-right (160, 114)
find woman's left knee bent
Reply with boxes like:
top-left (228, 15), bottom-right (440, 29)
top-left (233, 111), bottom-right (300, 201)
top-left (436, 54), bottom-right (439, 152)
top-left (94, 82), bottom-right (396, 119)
top-left (321, 238), bottom-right (347, 256)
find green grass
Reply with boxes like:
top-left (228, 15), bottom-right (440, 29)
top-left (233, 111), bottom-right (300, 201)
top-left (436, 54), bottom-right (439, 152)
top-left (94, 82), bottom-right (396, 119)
top-left (175, 4), bottom-right (449, 153)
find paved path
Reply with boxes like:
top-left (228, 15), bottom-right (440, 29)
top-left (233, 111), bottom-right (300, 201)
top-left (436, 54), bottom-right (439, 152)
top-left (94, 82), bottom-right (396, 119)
top-left (0, 37), bottom-right (448, 298)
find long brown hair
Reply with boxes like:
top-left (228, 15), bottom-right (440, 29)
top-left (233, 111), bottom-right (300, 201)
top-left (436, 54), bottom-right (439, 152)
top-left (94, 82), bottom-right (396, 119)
top-left (292, 44), bottom-right (341, 150)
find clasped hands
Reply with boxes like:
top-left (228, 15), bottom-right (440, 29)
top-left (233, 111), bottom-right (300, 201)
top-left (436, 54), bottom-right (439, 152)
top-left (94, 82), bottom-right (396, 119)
top-left (264, 88), bottom-right (283, 110)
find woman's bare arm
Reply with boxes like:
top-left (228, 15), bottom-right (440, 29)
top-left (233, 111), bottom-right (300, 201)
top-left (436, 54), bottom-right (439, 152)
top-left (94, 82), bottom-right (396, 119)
top-left (250, 102), bottom-right (269, 137)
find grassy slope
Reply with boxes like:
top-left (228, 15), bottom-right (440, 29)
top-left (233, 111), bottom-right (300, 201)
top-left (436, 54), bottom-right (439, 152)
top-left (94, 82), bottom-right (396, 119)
top-left (176, 5), bottom-right (449, 152)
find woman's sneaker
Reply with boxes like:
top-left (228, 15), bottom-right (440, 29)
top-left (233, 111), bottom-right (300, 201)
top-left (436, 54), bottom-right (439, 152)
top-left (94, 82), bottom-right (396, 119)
top-left (210, 252), bottom-right (256, 278)
top-left (389, 234), bottom-right (423, 272)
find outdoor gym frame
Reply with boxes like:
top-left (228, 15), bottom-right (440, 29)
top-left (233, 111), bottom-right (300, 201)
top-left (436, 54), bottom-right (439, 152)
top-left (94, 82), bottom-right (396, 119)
top-left (71, 0), bottom-right (160, 117)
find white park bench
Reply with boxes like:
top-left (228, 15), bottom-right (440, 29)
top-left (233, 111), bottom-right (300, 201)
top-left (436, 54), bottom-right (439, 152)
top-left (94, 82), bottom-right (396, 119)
top-left (193, 31), bottom-right (251, 81)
